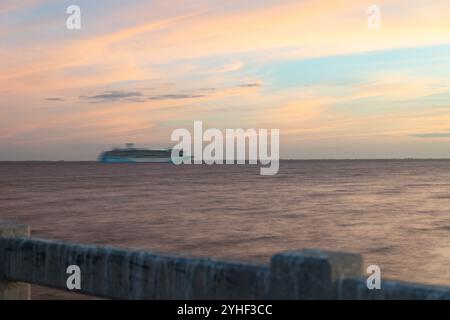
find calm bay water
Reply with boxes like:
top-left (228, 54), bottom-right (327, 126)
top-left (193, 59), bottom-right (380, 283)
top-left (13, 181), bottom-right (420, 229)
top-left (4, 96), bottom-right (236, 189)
top-left (0, 160), bottom-right (449, 298)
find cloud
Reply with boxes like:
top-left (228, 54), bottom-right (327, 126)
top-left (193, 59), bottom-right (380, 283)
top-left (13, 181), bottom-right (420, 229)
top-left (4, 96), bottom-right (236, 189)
top-left (78, 89), bottom-right (208, 103)
top-left (347, 74), bottom-right (449, 101)
top-left (239, 83), bottom-right (261, 88)
top-left (46, 97), bottom-right (65, 102)
top-left (148, 94), bottom-right (205, 100)
top-left (80, 91), bottom-right (143, 103)
top-left (410, 131), bottom-right (450, 138)
top-left (216, 61), bottom-right (244, 73)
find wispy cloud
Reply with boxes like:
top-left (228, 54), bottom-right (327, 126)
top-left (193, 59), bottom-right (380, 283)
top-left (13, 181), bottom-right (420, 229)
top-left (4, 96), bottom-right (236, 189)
top-left (46, 97), bottom-right (65, 102)
top-left (80, 91), bottom-right (143, 103)
top-left (148, 94), bottom-right (206, 100)
top-left (411, 131), bottom-right (450, 138)
top-left (78, 90), bottom-right (209, 103)
top-left (240, 83), bottom-right (261, 88)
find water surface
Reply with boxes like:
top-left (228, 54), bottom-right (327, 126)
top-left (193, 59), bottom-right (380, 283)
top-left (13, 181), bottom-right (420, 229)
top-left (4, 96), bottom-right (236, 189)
top-left (0, 160), bottom-right (449, 298)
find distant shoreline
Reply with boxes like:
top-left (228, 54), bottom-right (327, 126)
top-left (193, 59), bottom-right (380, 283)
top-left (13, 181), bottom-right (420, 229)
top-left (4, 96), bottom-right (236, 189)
top-left (1, 158), bottom-right (450, 163)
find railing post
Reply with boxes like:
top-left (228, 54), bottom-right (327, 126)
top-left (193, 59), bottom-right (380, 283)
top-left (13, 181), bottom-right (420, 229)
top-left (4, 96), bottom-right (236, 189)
top-left (269, 249), bottom-right (363, 299)
top-left (0, 222), bottom-right (31, 300)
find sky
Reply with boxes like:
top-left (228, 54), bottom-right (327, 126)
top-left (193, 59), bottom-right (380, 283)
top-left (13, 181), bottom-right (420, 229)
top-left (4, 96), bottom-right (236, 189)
top-left (1, 0), bottom-right (450, 160)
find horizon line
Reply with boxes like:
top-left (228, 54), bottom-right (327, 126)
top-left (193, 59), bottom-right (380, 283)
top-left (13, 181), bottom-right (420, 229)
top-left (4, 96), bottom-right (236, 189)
top-left (1, 158), bottom-right (450, 163)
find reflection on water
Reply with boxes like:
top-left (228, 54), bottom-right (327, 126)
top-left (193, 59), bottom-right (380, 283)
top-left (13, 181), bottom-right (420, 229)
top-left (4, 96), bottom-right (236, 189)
top-left (0, 160), bottom-right (449, 298)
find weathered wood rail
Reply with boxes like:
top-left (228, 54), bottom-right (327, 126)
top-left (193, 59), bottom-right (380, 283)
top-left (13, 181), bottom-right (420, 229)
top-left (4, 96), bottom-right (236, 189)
top-left (0, 222), bottom-right (449, 300)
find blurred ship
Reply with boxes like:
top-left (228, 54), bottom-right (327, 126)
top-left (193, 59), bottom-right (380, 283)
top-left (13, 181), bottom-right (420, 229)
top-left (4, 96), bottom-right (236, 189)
top-left (98, 143), bottom-right (186, 163)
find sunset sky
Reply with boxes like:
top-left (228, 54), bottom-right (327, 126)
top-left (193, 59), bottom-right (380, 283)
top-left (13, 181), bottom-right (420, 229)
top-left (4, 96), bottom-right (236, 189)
top-left (1, 0), bottom-right (450, 160)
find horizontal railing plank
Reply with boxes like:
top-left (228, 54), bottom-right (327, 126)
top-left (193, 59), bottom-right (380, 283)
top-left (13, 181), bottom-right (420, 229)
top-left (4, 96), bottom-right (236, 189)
top-left (1, 222), bottom-right (449, 300)
top-left (0, 238), bottom-right (270, 300)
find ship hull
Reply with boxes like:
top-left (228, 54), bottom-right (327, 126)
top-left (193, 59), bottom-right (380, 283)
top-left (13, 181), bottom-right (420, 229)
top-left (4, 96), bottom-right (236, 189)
top-left (99, 156), bottom-right (173, 163)
top-left (98, 146), bottom-right (188, 164)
